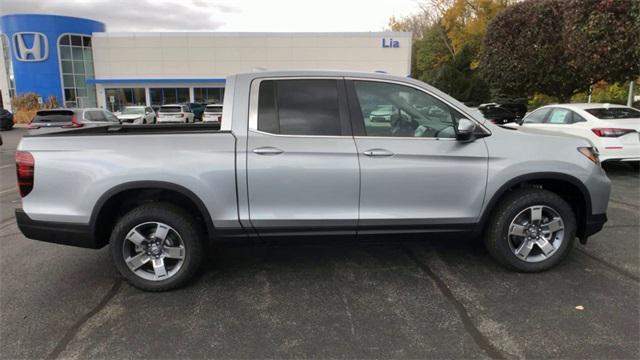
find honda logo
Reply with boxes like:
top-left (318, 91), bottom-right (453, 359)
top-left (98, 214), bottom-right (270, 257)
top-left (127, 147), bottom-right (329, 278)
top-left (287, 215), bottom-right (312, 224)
top-left (12, 32), bottom-right (49, 62)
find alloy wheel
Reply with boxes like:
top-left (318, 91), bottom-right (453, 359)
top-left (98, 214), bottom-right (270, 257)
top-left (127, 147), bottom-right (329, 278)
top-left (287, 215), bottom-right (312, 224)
top-left (508, 205), bottom-right (565, 263)
top-left (121, 222), bottom-right (186, 281)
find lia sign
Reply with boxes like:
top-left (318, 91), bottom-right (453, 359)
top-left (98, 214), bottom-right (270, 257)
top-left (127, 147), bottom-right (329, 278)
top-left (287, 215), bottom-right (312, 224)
top-left (381, 38), bottom-right (399, 48)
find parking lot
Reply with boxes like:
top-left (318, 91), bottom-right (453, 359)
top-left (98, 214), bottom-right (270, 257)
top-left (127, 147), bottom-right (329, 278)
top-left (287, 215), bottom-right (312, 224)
top-left (0, 128), bottom-right (638, 359)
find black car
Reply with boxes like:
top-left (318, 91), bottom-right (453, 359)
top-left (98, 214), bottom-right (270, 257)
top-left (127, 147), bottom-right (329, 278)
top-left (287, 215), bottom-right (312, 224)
top-left (0, 108), bottom-right (14, 130)
top-left (478, 103), bottom-right (523, 125)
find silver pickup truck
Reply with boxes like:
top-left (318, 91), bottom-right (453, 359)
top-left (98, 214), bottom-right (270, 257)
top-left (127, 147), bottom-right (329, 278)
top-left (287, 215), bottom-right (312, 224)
top-left (15, 71), bottom-right (610, 291)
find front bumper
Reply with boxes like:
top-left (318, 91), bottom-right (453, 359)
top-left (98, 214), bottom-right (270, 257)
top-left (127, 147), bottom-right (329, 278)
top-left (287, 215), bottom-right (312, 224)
top-left (15, 209), bottom-right (103, 249)
top-left (579, 213), bottom-right (607, 243)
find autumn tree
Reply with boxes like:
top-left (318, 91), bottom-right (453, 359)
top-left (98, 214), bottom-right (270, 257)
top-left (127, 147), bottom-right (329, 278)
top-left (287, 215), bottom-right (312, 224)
top-left (388, 0), bottom-right (512, 104)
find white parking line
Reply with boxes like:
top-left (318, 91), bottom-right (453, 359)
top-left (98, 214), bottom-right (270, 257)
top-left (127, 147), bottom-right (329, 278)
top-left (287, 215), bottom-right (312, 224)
top-left (0, 164), bottom-right (14, 169)
top-left (0, 188), bottom-right (16, 195)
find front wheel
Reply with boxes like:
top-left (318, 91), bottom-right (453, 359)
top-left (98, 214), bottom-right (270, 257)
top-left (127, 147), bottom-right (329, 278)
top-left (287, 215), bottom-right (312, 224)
top-left (485, 188), bottom-right (576, 272)
top-left (110, 203), bottom-right (204, 291)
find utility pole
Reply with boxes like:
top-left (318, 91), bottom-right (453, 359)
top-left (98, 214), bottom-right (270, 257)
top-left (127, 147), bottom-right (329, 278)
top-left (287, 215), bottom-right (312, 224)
top-left (627, 80), bottom-right (636, 107)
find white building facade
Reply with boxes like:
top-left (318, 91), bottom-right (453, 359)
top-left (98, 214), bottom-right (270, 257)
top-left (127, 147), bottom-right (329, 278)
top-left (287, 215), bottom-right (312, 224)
top-left (91, 32), bottom-right (412, 111)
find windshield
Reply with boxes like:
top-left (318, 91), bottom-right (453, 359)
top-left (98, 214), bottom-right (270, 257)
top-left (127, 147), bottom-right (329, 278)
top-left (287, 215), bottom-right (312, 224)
top-left (585, 107), bottom-right (640, 119)
top-left (32, 110), bottom-right (73, 123)
top-left (122, 107), bottom-right (145, 115)
top-left (205, 105), bottom-right (223, 113)
top-left (159, 106), bottom-right (182, 113)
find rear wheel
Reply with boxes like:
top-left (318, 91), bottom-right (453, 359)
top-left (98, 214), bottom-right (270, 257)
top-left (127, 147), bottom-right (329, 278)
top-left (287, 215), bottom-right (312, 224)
top-left (485, 188), bottom-right (576, 272)
top-left (110, 203), bottom-right (204, 291)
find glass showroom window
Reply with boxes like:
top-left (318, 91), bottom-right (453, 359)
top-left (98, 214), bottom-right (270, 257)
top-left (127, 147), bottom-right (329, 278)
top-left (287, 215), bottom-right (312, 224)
top-left (194, 87), bottom-right (225, 104)
top-left (149, 88), bottom-right (189, 106)
top-left (1, 35), bottom-right (15, 98)
top-left (59, 34), bottom-right (96, 107)
top-left (105, 88), bottom-right (145, 113)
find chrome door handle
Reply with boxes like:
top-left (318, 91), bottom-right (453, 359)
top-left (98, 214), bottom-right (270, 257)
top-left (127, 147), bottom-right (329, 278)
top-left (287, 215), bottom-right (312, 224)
top-left (363, 149), bottom-right (394, 157)
top-left (252, 146), bottom-right (284, 155)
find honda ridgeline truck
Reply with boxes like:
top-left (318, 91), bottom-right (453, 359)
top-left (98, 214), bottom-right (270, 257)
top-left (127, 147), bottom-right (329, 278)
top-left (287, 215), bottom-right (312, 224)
top-left (15, 71), bottom-right (610, 291)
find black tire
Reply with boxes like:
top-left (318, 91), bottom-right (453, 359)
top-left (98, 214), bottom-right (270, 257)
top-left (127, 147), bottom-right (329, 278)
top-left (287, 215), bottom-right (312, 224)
top-left (484, 188), bottom-right (576, 272)
top-left (110, 203), bottom-right (204, 291)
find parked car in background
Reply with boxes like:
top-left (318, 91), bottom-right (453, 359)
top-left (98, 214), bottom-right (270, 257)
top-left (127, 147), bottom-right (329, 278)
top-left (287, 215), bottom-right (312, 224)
top-left (117, 106), bottom-right (156, 124)
top-left (202, 104), bottom-right (223, 124)
top-left (520, 103), bottom-right (639, 167)
top-left (28, 108), bottom-right (120, 130)
top-left (369, 105), bottom-right (395, 123)
top-left (188, 103), bottom-right (205, 121)
top-left (157, 104), bottom-right (195, 123)
top-left (478, 103), bottom-right (521, 125)
top-left (15, 70), bottom-right (610, 291)
top-left (0, 108), bottom-right (14, 130)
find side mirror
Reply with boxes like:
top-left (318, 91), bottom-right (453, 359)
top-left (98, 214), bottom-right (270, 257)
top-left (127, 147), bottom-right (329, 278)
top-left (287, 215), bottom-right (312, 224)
top-left (456, 118), bottom-right (477, 141)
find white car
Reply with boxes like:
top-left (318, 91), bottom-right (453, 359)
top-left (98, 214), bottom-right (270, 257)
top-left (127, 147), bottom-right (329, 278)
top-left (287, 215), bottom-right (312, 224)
top-left (157, 104), bottom-right (195, 123)
top-left (202, 104), bottom-right (223, 124)
top-left (117, 106), bottom-right (156, 124)
top-left (520, 103), bottom-right (640, 165)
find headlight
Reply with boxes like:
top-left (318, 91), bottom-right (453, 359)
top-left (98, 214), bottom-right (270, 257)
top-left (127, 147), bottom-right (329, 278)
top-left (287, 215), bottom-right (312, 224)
top-left (578, 147), bottom-right (600, 166)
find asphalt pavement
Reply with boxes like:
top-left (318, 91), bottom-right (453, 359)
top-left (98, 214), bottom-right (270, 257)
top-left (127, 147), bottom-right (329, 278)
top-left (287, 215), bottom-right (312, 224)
top-left (0, 128), bottom-right (638, 359)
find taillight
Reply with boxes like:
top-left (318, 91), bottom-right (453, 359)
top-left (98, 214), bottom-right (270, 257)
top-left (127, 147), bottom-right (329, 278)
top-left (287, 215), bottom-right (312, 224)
top-left (63, 114), bottom-right (83, 128)
top-left (591, 128), bottom-right (635, 137)
top-left (16, 151), bottom-right (34, 197)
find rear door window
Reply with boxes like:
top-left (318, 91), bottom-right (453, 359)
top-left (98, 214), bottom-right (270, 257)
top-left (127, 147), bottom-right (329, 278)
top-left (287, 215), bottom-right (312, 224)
top-left (85, 110), bottom-right (106, 122)
top-left (205, 105), bottom-right (223, 113)
top-left (523, 108), bottom-right (550, 124)
top-left (547, 108), bottom-right (572, 124)
top-left (160, 106), bottom-right (182, 113)
top-left (257, 79), bottom-right (343, 136)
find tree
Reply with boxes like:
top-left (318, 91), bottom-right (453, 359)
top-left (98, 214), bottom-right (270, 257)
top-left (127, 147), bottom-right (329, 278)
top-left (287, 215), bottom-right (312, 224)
top-left (563, 0), bottom-right (640, 84)
top-left (429, 45), bottom-right (490, 105)
top-left (481, 0), bottom-right (585, 102)
top-left (440, 0), bottom-right (512, 64)
top-left (388, 0), bottom-right (510, 103)
top-left (414, 23), bottom-right (454, 82)
top-left (481, 0), bottom-right (640, 102)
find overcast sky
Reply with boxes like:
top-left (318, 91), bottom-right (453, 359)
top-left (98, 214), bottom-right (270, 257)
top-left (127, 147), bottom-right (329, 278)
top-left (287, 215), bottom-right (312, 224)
top-left (1, 0), bottom-right (423, 32)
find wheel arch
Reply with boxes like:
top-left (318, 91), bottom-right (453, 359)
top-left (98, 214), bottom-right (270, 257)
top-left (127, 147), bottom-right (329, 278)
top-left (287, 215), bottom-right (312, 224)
top-left (90, 181), bottom-right (215, 247)
top-left (476, 172), bottom-right (592, 240)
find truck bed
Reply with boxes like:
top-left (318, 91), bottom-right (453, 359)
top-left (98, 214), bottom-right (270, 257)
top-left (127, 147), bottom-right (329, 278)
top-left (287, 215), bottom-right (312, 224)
top-left (18, 124), bottom-right (239, 231)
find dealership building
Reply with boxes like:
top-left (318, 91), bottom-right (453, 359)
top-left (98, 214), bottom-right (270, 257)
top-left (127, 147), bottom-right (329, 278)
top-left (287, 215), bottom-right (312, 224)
top-left (0, 14), bottom-right (411, 112)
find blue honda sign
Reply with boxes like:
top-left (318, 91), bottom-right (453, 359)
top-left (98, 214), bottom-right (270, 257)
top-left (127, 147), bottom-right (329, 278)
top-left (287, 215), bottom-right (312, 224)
top-left (13, 32), bottom-right (49, 62)
top-left (0, 14), bottom-right (105, 103)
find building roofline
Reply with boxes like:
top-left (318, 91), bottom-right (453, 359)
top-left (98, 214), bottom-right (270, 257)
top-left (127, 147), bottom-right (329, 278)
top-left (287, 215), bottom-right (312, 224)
top-left (93, 31), bottom-right (412, 38)
top-left (0, 13), bottom-right (105, 27)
